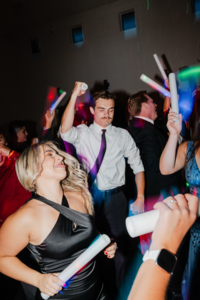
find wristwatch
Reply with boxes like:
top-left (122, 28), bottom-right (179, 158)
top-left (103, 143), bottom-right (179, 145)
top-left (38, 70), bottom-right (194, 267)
top-left (143, 249), bottom-right (177, 274)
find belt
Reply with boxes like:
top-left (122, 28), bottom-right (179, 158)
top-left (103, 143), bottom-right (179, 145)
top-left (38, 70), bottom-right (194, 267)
top-left (91, 185), bottom-right (125, 196)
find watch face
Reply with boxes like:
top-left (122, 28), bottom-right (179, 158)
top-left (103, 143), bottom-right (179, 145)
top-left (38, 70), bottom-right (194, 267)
top-left (157, 249), bottom-right (177, 273)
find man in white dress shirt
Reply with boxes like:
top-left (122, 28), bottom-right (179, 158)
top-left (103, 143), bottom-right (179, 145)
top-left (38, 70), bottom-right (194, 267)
top-left (60, 82), bottom-right (145, 291)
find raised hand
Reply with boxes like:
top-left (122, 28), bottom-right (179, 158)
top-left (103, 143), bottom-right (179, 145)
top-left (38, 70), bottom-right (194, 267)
top-left (167, 108), bottom-right (182, 136)
top-left (72, 82), bottom-right (87, 98)
top-left (45, 109), bottom-right (55, 129)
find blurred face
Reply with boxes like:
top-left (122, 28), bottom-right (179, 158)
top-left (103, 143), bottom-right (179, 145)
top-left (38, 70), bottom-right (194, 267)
top-left (16, 126), bottom-right (28, 142)
top-left (0, 134), bottom-right (6, 145)
top-left (145, 95), bottom-right (158, 121)
top-left (38, 145), bottom-right (67, 182)
top-left (90, 98), bottom-right (115, 128)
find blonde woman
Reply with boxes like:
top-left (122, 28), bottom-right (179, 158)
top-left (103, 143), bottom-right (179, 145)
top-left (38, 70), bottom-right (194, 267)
top-left (0, 141), bottom-right (116, 300)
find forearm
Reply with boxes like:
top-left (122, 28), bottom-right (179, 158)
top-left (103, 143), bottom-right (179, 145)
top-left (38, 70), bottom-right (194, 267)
top-left (163, 96), bottom-right (171, 113)
top-left (44, 121), bottom-right (53, 130)
top-left (61, 94), bottom-right (76, 134)
top-left (0, 256), bottom-right (41, 288)
top-left (160, 133), bottom-right (178, 174)
top-left (128, 260), bottom-right (170, 300)
top-left (135, 171), bottom-right (145, 197)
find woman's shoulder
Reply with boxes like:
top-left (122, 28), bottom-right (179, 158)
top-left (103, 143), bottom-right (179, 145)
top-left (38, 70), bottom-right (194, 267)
top-left (185, 140), bottom-right (194, 153)
top-left (0, 201), bottom-right (39, 236)
top-left (4, 199), bottom-right (44, 227)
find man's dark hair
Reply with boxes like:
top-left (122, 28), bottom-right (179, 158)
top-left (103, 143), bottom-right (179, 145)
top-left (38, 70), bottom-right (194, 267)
top-left (91, 90), bottom-right (116, 108)
top-left (0, 127), bottom-right (8, 144)
top-left (127, 90), bottom-right (148, 116)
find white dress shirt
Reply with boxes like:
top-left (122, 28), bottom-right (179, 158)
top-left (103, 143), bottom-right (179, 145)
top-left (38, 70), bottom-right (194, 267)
top-left (134, 116), bottom-right (154, 124)
top-left (60, 122), bottom-right (144, 191)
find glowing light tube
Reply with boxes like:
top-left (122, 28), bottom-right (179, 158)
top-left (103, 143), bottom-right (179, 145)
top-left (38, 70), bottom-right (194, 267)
top-left (41, 234), bottom-right (110, 299)
top-left (140, 74), bottom-right (171, 98)
top-left (153, 54), bottom-right (168, 81)
top-left (126, 210), bottom-right (160, 238)
top-left (50, 92), bottom-right (67, 113)
top-left (169, 73), bottom-right (179, 115)
top-left (80, 83), bottom-right (88, 91)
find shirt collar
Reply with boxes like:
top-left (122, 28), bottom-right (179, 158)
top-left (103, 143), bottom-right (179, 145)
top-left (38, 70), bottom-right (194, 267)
top-left (93, 121), bottom-right (112, 134)
top-left (134, 116), bottom-right (154, 124)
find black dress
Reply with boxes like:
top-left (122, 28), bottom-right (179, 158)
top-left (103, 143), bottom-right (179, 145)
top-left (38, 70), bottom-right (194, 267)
top-left (26, 194), bottom-right (108, 300)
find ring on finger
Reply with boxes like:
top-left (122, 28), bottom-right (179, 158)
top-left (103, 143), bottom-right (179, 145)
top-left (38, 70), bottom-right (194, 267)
top-left (169, 199), bottom-right (178, 205)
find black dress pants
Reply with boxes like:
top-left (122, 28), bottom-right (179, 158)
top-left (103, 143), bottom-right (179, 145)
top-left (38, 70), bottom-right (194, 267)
top-left (91, 185), bottom-right (130, 297)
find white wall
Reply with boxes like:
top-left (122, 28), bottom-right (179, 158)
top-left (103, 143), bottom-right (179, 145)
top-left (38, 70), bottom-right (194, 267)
top-left (1, 0), bottom-right (200, 129)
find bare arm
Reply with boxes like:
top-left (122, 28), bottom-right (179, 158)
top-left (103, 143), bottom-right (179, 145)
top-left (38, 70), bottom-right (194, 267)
top-left (128, 259), bottom-right (170, 300)
top-left (44, 109), bottom-right (55, 130)
top-left (163, 79), bottom-right (171, 113)
top-left (160, 110), bottom-right (187, 175)
top-left (128, 193), bottom-right (198, 300)
top-left (131, 171), bottom-right (145, 214)
top-left (0, 208), bottom-right (64, 297)
top-left (60, 82), bottom-right (86, 134)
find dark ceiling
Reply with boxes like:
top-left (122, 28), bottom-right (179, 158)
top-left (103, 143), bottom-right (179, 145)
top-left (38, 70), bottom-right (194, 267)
top-left (0, 0), bottom-right (119, 35)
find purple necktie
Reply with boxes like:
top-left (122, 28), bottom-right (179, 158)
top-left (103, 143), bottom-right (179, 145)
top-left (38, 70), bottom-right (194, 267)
top-left (88, 129), bottom-right (106, 187)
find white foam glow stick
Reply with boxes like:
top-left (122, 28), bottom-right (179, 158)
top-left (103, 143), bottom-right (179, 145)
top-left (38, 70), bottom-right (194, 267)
top-left (80, 83), bottom-right (88, 91)
top-left (126, 210), bottom-right (160, 238)
top-left (153, 54), bottom-right (168, 81)
top-left (41, 234), bottom-right (110, 299)
top-left (50, 91), bottom-right (67, 113)
top-left (140, 74), bottom-right (171, 98)
top-left (169, 73), bottom-right (179, 118)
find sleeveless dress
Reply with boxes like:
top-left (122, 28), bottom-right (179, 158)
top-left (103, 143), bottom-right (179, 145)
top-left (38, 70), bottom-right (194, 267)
top-left (26, 194), bottom-right (109, 300)
top-left (183, 141), bottom-right (200, 299)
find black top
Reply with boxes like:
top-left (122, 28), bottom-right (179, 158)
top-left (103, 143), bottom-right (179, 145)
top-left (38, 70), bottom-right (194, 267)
top-left (27, 194), bottom-right (107, 300)
top-left (129, 117), bottom-right (185, 211)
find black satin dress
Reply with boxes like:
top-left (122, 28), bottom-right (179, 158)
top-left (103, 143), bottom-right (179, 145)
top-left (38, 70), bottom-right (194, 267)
top-left (27, 194), bottom-right (109, 300)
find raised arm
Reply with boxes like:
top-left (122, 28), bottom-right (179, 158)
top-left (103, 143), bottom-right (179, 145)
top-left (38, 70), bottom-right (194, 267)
top-left (160, 109), bottom-right (187, 175)
top-left (0, 208), bottom-right (64, 297)
top-left (60, 82), bottom-right (86, 134)
top-left (163, 79), bottom-right (171, 113)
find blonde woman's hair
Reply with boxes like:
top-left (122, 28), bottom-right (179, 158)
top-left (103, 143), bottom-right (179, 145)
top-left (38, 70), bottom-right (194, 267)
top-left (15, 141), bottom-right (94, 215)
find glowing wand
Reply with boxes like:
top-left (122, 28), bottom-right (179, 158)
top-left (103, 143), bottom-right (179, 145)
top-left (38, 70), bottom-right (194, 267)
top-left (41, 234), bottom-right (110, 299)
top-left (50, 91), bottom-right (67, 113)
top-left (140, 74), bottom-right (171, 98)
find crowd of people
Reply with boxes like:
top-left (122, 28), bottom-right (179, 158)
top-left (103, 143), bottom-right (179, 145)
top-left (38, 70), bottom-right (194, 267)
top-left (0, 78), bottom-right (199, 300)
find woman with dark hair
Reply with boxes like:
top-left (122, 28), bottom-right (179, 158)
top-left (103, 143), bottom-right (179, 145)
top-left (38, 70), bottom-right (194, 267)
top-left (160, 107), bottom-right (200, 299)
top-left (8, 120), bottom-right (29, 153)
top-left (0, 141), bottom-right (116, 300)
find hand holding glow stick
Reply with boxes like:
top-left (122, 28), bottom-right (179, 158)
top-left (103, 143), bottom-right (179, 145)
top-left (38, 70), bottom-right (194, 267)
top-left (126, 210), bottom-right (160, 238)
top-left (50, 92), bottom-right (67, 113)
top-left (140, 74), bottom-right (171, 98)
top-left (153, 54), bottom-right (168, 81)
top-left (41, 234), bottom-right (110, 299)
top-left (169, 73), bottom-right (179, 119)
top-left (80, 84), bottom-right (88, 92)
